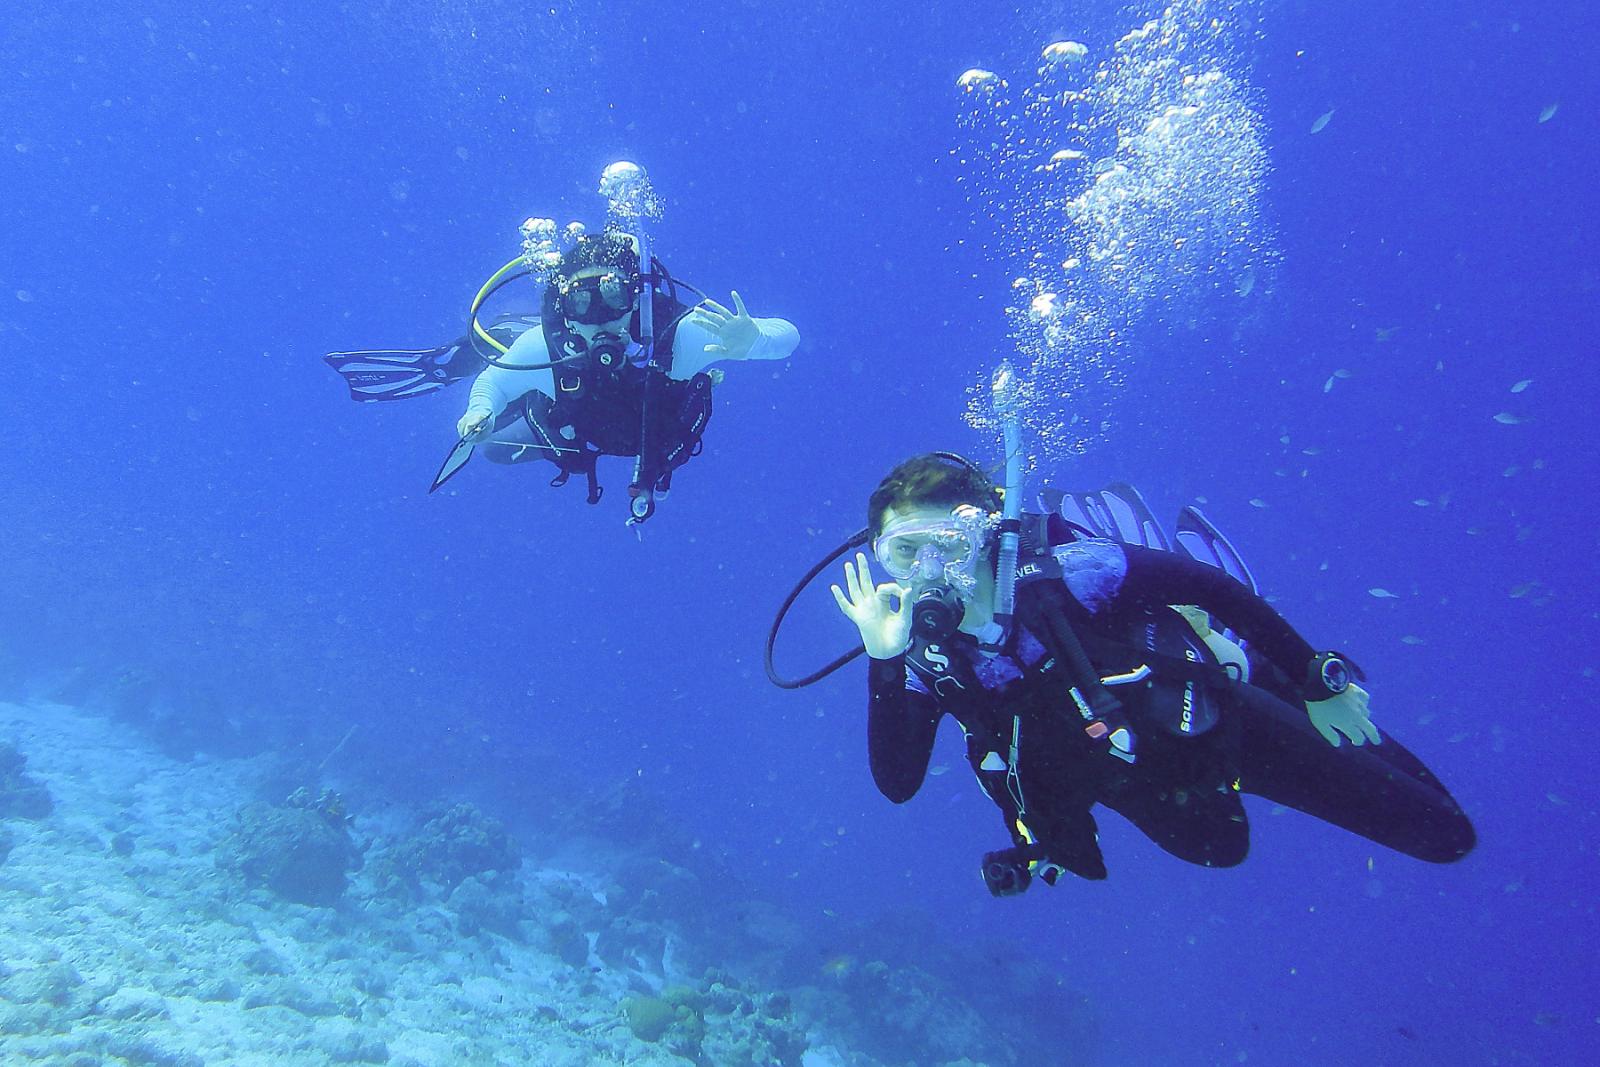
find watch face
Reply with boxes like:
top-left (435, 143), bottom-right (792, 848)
top-left (1321, 656), bottom-right (1350, 694)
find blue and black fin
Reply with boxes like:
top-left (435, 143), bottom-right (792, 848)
top-left (1174, 505), bottom-right (1259, 595)
top-left (1039, 482), bottom-right (1171, 550)
top-left (324, 314), bottom-right (540, 403)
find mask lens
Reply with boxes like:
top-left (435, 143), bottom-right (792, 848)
top-left (560, 272), bottom-right (637, 325)
top-left (874, 526), bottom-right (971, 581)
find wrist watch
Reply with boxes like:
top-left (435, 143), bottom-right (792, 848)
top-left (1306, 651), bottom-right (1352, 700)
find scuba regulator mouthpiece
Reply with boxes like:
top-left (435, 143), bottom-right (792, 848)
top-left (586, 336), bottom-right (627, 371)
top-left (911, 583), bottom-right (965, 642)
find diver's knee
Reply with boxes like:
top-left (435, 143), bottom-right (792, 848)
top-left (1421, 812), bottom-right (1476, 863)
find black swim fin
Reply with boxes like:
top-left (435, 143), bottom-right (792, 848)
top-left (324, 314), bottom-right (541, 403)
top-left (1041, 482), bottom-right (1172, 550)
top-left (1175, 505), bottom-right (1258, 595)
top-left (324, 341), bottom-right (482, 402)
top-left (430, 436), bottom-right (475, 493)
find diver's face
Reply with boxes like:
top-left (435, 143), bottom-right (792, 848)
top-left (874, 502), bottom-right (998, 627)
top-left (874, 504), bottom-right (965, 580)
top-left (562, 266), bottom-right (634, 344)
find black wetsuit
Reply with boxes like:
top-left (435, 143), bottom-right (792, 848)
top-left (867, 541), bottom-right (1476, 880)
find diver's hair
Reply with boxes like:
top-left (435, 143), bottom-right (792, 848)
top-left (557, 225), bottom-right (642, 281)
top-left (868, 454), bottom-right (1001, 539)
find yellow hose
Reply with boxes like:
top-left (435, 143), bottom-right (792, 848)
top-left (469, 256), bottom-right (530, 355)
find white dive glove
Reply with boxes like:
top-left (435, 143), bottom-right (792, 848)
top-left (1307, 683), bottom-right (1381, 747)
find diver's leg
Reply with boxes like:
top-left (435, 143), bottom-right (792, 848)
top-left (478, 397), bottom-right (571, 466)
top-left (1099, 774), bottom-right (1250, 869)
top-left (1230, 683), bottom-right (1476, 862)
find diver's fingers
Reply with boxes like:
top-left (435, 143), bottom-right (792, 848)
top-left (1360, 715), bottom-right (1383, 745)
top-left (731, 289), bottom-right (750, 319)
top-left (830, 584), bottom-right (854, 617)
top-left (845, 554), bottom-right (868, 604)
top-left (841, 560), bottom-right (860, 605)
top-left (1313, 718), bottom-right (1341, 747)
top-left (700, 299), bottom-right (734, 320)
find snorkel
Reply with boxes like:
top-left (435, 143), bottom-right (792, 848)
top-left (597, 160), bottom-right (665, 523)
top-left (598, 161), bottom-right (657, 364)
top-left (990, 360), bottom-right (1025, 631)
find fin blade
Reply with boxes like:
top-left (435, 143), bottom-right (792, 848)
top-left (1175, 505), bottom-right (1259, 595)
top-left (1051, 483), bottom-right (1171, 549)
top-left (430, 438), bottom-right (475, 493)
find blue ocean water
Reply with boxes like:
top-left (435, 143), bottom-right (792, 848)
top-left (1, 0), bottom-right (1596, 1063)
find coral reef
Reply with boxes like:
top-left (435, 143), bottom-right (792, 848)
top-left (214, 789), bottom-right (362, 905)
top-left (0, 742), bottom-right (52, 820)
top-left (0, 698), bottom-right (1091, 1066)
top-left (621, 977), bottom-right (806, 1067)
top-left (375, 802), bottom-right (521, 896)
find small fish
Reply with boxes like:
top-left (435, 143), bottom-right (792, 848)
top-left (1400, 635), bottom-right (1426, 645)
top-left (1546, 792), bottom-right (1567, 806)
top-left (1538, 103), bottom-right (1558, 123)
top-left (1323, 376), bottom-right (1336, 394)
top-left (1333, 368), bottom-right (1352, 379)
top-left (1511, 379), bottom-right (1533, 393)
top-left (1249, 498), bottom-right (1268, 508)
top-left (1503, 466), bottom-right (1521, 478)
top-left (928, 764), bottom-right (950, 776)
top-left (1310, 109), bottom-right (1334, 134)
top-left (1302, 446), bottom-right (1322, 456)
top-left (821, 955), bottom-right (856, 978)
top-left (1368, 587), bottom-right (1399, 599)
top-left (1493, 412), bottom-right (1525, 425)
top-left (1375, 326), bottom-right (1400, 341)
top-left (1412, 499), bottom-right (1430, 507)
top-left (1509, 582), bottom-right (1538, 599)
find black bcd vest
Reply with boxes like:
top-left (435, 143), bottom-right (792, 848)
top-left (520, 280), bottom-right (714, 506)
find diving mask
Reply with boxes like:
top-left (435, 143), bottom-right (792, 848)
top-left (556, 269), bottom-right (639, 325)
top-left (873, 504), bottom-right (996, 598)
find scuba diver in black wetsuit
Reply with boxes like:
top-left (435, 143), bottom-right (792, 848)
top-left (324, 162), bottom-right (799, 524)
top-left (815, 453), bottom-right (1475, 892)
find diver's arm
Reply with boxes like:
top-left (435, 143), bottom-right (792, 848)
top-left (671, 291), bottom-right (799, 379)
top-left (462, 329), bottom-right (557, 425)
top-left (1127, 546), bottom-right (1381, 746)
top-left (1120, 545), bottom-right (1316, 678)
top-left (867, 656), bottom-right (942, 804)
top-left (744, 315), bottom-right (800, 361)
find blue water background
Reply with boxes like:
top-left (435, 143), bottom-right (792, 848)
top-left (3, 1), bottom-right (1596, 1063)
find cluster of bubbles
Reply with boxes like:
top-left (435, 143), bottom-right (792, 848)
top-left (520, 217), bottom-right (587, 278)
top-left (598, 160), bottom-right (662, 236)
top-left (517, 161), bottom-right (661, 281)
top-left (956, 1), bottom-right (1275, 461)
